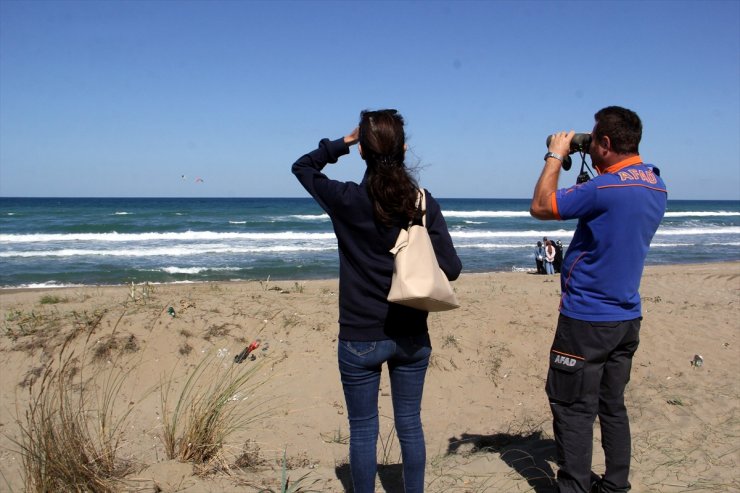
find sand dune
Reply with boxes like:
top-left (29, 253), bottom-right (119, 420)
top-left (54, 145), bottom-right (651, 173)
top-left (1, 262), bottom-right (738, 492)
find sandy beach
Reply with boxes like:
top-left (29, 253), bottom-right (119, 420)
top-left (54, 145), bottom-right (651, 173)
top-left (0, 262), bottom-right (738, 492)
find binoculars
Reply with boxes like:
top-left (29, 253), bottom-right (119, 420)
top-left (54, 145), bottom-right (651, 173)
top-left (545, 133), bottom-right (592, 171)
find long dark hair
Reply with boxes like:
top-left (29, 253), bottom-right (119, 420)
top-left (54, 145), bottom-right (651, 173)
top-left (358, 109), bottom-right (418, 226)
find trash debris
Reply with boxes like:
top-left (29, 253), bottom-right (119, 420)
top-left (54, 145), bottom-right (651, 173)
top-left (691, 354), bottom-right (703, 368)
top-left (234, 339), bottom-right (261, 364)
top-left (167, 307), bottom-right (176, 317)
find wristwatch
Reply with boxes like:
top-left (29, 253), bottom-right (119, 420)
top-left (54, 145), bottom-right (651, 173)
top-left (544, 152), bottom-right (563, 162)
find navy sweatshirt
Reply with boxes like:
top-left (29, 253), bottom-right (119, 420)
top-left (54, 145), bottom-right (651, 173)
top-left (292, 137), bottom-right (462, 341)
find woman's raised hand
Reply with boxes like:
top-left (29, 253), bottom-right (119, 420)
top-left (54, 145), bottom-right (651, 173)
top-left (344, 127), bottom-right (360, 146)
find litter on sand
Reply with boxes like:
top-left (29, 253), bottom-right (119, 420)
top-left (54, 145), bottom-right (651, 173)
top-left (234, 339), bottom-right (261, 364)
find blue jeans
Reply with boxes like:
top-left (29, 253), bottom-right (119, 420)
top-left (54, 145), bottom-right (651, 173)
top-left (545, 261), bottom-right (555, 275)
top-left (338, 334), bottom-right (432, 493)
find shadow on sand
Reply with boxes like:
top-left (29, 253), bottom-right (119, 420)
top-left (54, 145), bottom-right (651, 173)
top-left (334, 430), bottom-right (556, 492)
top-left (446, 430), bottom-right (557, 493)
top-left (335, 463), bottom-right (404, 493)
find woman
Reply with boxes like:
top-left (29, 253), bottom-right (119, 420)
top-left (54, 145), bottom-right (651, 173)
top-left (534, 240), bottom-right (546, 274)
top-left (545, 240), bottom-right (556, 275)
top-left (292, 109), bottom-right (462, 493)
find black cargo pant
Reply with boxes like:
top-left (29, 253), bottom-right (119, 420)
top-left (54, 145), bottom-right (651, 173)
top-left (546, 314), bottom-right (641, 493)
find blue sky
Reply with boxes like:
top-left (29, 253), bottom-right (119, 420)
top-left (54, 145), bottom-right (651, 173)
top-left (1, 0), bottom-right (738, 200)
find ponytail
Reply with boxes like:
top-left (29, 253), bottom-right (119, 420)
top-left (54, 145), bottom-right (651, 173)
top-left (359, 110), bottom-right (419, 226)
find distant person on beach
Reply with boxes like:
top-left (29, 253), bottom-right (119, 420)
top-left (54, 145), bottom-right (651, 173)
top-left (553, 240), bottom-right (564, 273)
top-left (292, 109), bottom-right (462, 493)
top-left (530, 106), bottom-right (667, 493)
top-left (544, 240), bottom-right (556, 275)
top-left (534, 241), bottom-right (546, 274)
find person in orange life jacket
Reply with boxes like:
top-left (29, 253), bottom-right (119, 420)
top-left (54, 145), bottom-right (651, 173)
top-left (530, 107), bottom-right (667, 493)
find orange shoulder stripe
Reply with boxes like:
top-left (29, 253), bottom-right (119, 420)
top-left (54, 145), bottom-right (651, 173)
top-left (550, 191), bottom-right (561, 220)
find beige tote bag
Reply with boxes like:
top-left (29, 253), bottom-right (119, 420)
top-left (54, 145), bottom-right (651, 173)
top-left (387, 189), bottom-right (459, 311)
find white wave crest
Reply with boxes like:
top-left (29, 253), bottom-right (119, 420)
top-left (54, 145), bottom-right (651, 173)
top-left (159, 266), bottom-right (243, 274)
top-left (1, 281), bottom-right (84, 290)
top-left (655, 227), bottom-right (740, 236)
top-left (650, 243), bottom-right (695, 248)
top-left (444, 210), bottom-right (530, 218)
top-left (288, 214), bottom-right (330, 221)
top-left (451, 229), bottom-right (574, 239)
top-left (457, 244), bottom-right (532, 250)
top-left (664, 211), bottom-right (740, 217)
top-left (0, 231), bottom-right (337, 243)
top-left (0, 244), bottom-right (337, 258)
top-left (113, 212), bottom-right (132, 215)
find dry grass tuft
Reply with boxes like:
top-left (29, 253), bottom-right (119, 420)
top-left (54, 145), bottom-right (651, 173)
top-left (4, 309), bottom-right (63, 344)
top-left (179, 341), bottom-right (193, 356)
top-left (91, 334), bottom-right (140, 363)
top-left (202, 323), bottom-right (234, 341)
top-left (159, 352), bottom-right (272, 467)
top-left (234, 439), bottom-right (267, 470)
top-left (14, 346), bottom-right (138, 492)
top-left (39, 295), bottom-right (68, 305)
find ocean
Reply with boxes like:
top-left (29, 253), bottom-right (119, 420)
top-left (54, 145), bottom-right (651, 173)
top-left (1, 197), bottom-right (738, 289)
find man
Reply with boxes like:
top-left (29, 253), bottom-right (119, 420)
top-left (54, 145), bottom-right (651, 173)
top-left (534, 241), bottom-right (546, 274)
top-left (530, 106), bottom-right (667, 493)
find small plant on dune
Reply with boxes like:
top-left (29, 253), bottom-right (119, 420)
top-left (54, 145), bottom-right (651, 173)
top-left (442, 334), bottom-right (461, 351)
top-left (178, 342), bottom-right (193, 356)
top-left (234, 438), bottom-right (266, 470)
top-left (71, 309), bottom-right (106, 338)
top-left (39, 295), bottom-right (67, 305)
top-left (259, 275), bottom-right (272, 291)
top-left (91, 334), bottom-right (140, 363)
top-left (282, 313), bottom-right (300, 329)
top-left (484, 342), bottom-right (512, 387)
top-left (127, 281), bottom-right (154, 303)
top-left (4, 309), bottom-right (62, 340)
top-left (14, 344), bottom-right (138, 492)
top-left (159, 352), bottom-right (272, 467)
top-left (257, 449), bottom-right (321, 493)
top-left (320, 427), bottom-right (350, 444)
top-left (378, 422), bottom-right (399, 466)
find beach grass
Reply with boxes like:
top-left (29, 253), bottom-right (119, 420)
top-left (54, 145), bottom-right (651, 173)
top-left (159, 351), bottom-right (272, 468)
top-left (13, 345), bottom-right (137, 492)
top-left (256, 449), bottom-right (321, 493)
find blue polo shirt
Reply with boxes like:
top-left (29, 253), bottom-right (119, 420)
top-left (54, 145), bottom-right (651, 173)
top-left (552, 155), bottom-right (667, 321)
